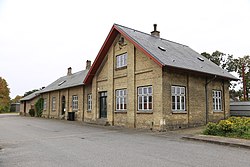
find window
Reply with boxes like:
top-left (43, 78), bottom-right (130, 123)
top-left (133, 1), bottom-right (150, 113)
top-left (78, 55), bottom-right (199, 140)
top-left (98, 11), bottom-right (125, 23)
top-left (171, 86), bottom-right (186, 111)
top-left (138, 86), bottom-right (153, 111)
top-left (116, 53), bottom-right (127, 68)
top-left (87, 94), bottom-right (92, 111)
top-left (116, 89), bottom-right (127, 111)
top-left (52, 97), bottom-right (56, 111)
top-left (213, 90), bottom-right (222, 111)
top-left (43, 98), bottom-right (47, 110)
top-left (72, 95), bottom-right (78, 111)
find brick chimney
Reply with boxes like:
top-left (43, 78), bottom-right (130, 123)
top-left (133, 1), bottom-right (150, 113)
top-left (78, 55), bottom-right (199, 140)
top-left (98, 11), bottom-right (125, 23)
top-left (67, 67), bottom-right (72, 76)
top-left (86, 60), bottom-right (91, 70)
top-left (151, 24), bottom-right (160, 37)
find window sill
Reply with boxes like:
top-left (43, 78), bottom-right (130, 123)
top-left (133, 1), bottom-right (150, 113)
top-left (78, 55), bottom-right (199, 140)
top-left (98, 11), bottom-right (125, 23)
top-left (87, 110), bottom-right (92, 113)
top-left (213, 110), bottom-right (223, 113)
top-left (137, 111), bottom-right (153, 114)
top-left (115, 111), bottom-right (127, 113)
top-left (115, 66), bottom-right (127, 71)
top-left (172, 111), bottom-right (187, 114)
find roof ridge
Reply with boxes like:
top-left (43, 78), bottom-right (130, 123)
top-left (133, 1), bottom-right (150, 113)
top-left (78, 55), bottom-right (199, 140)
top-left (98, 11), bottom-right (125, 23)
top-left (114, 23), bottom-right (188, 47)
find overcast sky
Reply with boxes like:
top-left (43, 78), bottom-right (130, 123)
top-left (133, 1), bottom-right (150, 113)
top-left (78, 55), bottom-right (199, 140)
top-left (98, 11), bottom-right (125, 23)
top-left (0, 0), bottom-right (250, 98)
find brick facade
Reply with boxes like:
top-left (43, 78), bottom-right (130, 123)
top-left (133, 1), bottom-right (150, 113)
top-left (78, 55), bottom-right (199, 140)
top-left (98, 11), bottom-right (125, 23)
top-left (21, 24), bottom-right (233, 130)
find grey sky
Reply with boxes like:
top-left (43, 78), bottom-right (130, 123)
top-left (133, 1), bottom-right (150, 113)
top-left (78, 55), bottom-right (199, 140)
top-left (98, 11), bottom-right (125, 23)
top-left (0, 0), bottom-right (250, 98)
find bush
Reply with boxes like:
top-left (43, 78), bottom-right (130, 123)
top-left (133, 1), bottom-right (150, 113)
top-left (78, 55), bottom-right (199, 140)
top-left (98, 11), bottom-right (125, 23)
top-left (203, 117), bottom-right (250, 139)
top-left (29, 109), bottom-right (35, 117)
top-left (35, 98), bottom-right (44, 117)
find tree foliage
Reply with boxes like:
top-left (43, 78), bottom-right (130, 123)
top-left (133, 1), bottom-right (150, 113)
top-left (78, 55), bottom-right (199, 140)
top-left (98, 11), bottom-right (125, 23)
top-left (24, 89), bottom-right (39, 97)
top-left (201, 51), bottom-right (250, 100)
top-left (11, 95), bottom-right (22, 103)
top-left (35, 98), bottom-right (44, 117)
top-left (0, 77), bottom-right (11, 113)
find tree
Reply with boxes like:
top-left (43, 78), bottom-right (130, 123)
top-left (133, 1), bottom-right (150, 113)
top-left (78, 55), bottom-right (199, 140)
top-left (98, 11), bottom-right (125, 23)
top-left (201, 51), bottom-right (250, 101)
top-left (23, 89), bottom-right (39, 97)
top-left (11, 95), bottom-right (22, 103)
top-left (35, 98), bottom-right (44, 117)
top-left (0, 77), bottom-right (11, 113)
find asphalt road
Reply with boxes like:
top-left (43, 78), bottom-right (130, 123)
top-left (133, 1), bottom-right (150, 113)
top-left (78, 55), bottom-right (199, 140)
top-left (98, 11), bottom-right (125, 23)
top-left (0, 114), bottom-right (250, 167)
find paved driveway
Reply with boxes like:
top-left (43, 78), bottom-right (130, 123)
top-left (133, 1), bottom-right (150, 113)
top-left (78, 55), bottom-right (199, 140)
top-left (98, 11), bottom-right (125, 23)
top-left (0, 114), bottom-right (250, 167)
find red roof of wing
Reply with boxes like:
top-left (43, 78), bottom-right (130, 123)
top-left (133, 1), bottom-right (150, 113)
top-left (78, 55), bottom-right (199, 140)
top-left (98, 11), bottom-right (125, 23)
top-left (83, 24), bottom-right (163, 84)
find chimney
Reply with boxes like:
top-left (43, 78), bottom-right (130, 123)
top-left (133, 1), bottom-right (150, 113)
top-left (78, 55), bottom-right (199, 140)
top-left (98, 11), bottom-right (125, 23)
top-left (86, 60), bottom-right (91, 70)
top-left (151, 24), bottom-right (160, 37)
top-left (67, 67), bottom-right (72, 76)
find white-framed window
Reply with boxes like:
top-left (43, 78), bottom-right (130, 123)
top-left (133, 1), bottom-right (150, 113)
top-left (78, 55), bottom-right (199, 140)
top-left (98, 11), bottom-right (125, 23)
top-left (52, 97), bottom-right (56, 111)
top-left (138, 86), bottom-right (153, 111)
top-left (116, 89), bottom-right (127, 111)
top-left (213, 90), bottom-right (222, 111)
top-left (72, 95), bottom-right (78, 111)
top-left (87, 94), bottom-right (92, 111)
top-left (43, 98), bottom-right (47, 110)
top-left (171, 86), bottom-right (186, 111)
top-left (116, 53), bottom-right (127, 68)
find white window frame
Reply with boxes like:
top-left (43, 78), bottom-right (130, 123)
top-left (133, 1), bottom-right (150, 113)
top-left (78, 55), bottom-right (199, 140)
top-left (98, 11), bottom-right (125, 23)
top-left (138, 86), bottom-right (153, 111)
top-left (116, 89), bottom-right (127, 111)
top-left (43, 98), bottom-right (47, 111)
top-left (72, 95), bottom-right (78, 111)
top-left (87, 94), bottom-right (92, 111)
top-left (116, 53), bottom-right (127, 68)
top-left (213, 90), bottom-right (222, 111)
top-left (171, 86), bottom-right (186, 111)
top-left (52, 97), bottom-right (56, 111)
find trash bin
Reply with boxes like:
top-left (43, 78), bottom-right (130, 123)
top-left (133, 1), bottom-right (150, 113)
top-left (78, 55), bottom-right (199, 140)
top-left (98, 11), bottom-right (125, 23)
top-left (68, 112), bottom-right (75, 121)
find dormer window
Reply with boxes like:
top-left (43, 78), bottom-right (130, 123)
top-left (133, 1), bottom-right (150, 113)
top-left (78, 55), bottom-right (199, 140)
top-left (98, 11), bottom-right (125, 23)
top-left (116, 53), bottom-right (127, 68)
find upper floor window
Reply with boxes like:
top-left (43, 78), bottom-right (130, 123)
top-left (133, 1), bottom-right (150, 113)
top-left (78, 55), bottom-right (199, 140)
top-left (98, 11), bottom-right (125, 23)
top-left (87, 94), bottom-right (92, 111)
top-left (213, 90), bottom-right (222, 111)
top-left (138, 86), bottom-right (153, 111)
top-left (171, 86), bottom-right (186, 111)
top-left (52, 97), bottom-right (56, 111)
top-left (43, 98), bottom-right (47, 110)
top-left (72, 95), bottom-right (78, 111)
top-left (116, 89), bottom-right (127, 111)
top-left (116, 53), bottom-right (127, 68)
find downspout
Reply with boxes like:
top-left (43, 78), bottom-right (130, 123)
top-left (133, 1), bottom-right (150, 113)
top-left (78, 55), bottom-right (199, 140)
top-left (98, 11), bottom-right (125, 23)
top-left (222, 80), bottom-right (226, 119)
top-left (205, 75), bottom-right (217, 124)
top-left (82, 85), bottom-right (84, 122)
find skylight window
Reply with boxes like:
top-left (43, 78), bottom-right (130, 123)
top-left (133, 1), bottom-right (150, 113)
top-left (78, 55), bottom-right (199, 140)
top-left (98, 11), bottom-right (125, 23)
top-left (197, 57), bottom-right (204, 62)
top-left (158, 46), bottom-right (166, 51)
top-left (58, 80), bottom-right (66, 86)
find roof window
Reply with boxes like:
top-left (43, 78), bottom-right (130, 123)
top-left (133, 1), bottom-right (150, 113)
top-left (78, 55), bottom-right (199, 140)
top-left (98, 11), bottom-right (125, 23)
top-left (58, 80), bottom-right (66, 86)
top-left (158, 46), bottom-right (166, 51)
top-left (197, 57), bottom-right (204, 62)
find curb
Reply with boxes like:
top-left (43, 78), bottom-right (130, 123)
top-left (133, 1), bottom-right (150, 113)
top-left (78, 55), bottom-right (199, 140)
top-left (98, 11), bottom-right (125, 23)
top-left (182, 135), bottom-right (250, 149)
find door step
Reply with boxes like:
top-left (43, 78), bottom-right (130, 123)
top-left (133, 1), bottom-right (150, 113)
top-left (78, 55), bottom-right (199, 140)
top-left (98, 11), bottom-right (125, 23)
top-left (96, 118), bottom-right (110, 126)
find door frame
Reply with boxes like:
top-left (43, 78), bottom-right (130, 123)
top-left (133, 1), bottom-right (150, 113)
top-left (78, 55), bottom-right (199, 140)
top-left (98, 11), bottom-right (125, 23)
top-left (99, 91), bottom-right (107, 118)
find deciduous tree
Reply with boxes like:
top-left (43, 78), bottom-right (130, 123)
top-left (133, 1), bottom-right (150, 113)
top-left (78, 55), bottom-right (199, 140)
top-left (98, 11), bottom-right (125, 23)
top-left (0, 77), bottom-right (11, 113)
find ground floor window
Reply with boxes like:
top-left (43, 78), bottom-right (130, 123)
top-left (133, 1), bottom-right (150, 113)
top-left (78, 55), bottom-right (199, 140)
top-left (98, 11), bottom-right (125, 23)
top-left (87, 94), bottom-right (92, 111)
top-left (43, 98), bottom-right (47, 110)
top-left (171, 86), bottom-right (186, 111)
top-left (213, 90), bottom-right (222, 111)
top-left (52, 97), bottom-right (56, 111)
top-left (116, 89), bottom-right (127, 111)
top-left (72, 95), bottom-right (78, 111)
top-left (138, 86), bottom-right (153, 111)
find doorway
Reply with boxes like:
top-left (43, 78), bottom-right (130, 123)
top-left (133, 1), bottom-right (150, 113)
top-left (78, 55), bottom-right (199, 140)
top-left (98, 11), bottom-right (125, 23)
top-left (99, 92), bottom-right (107, 118)
top-left (61, 96), bottom-right (66, 115)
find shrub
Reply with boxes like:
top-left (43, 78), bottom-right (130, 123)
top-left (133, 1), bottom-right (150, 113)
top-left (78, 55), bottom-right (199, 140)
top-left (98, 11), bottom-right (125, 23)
top-left (29, 109), bottom-right (35, 117)
top-left (35, 98), bottom-right (44, 117)
top-left (203, 122), bottom-right (219, 135)
top-left (203, 117), bottom-right (250, 139)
